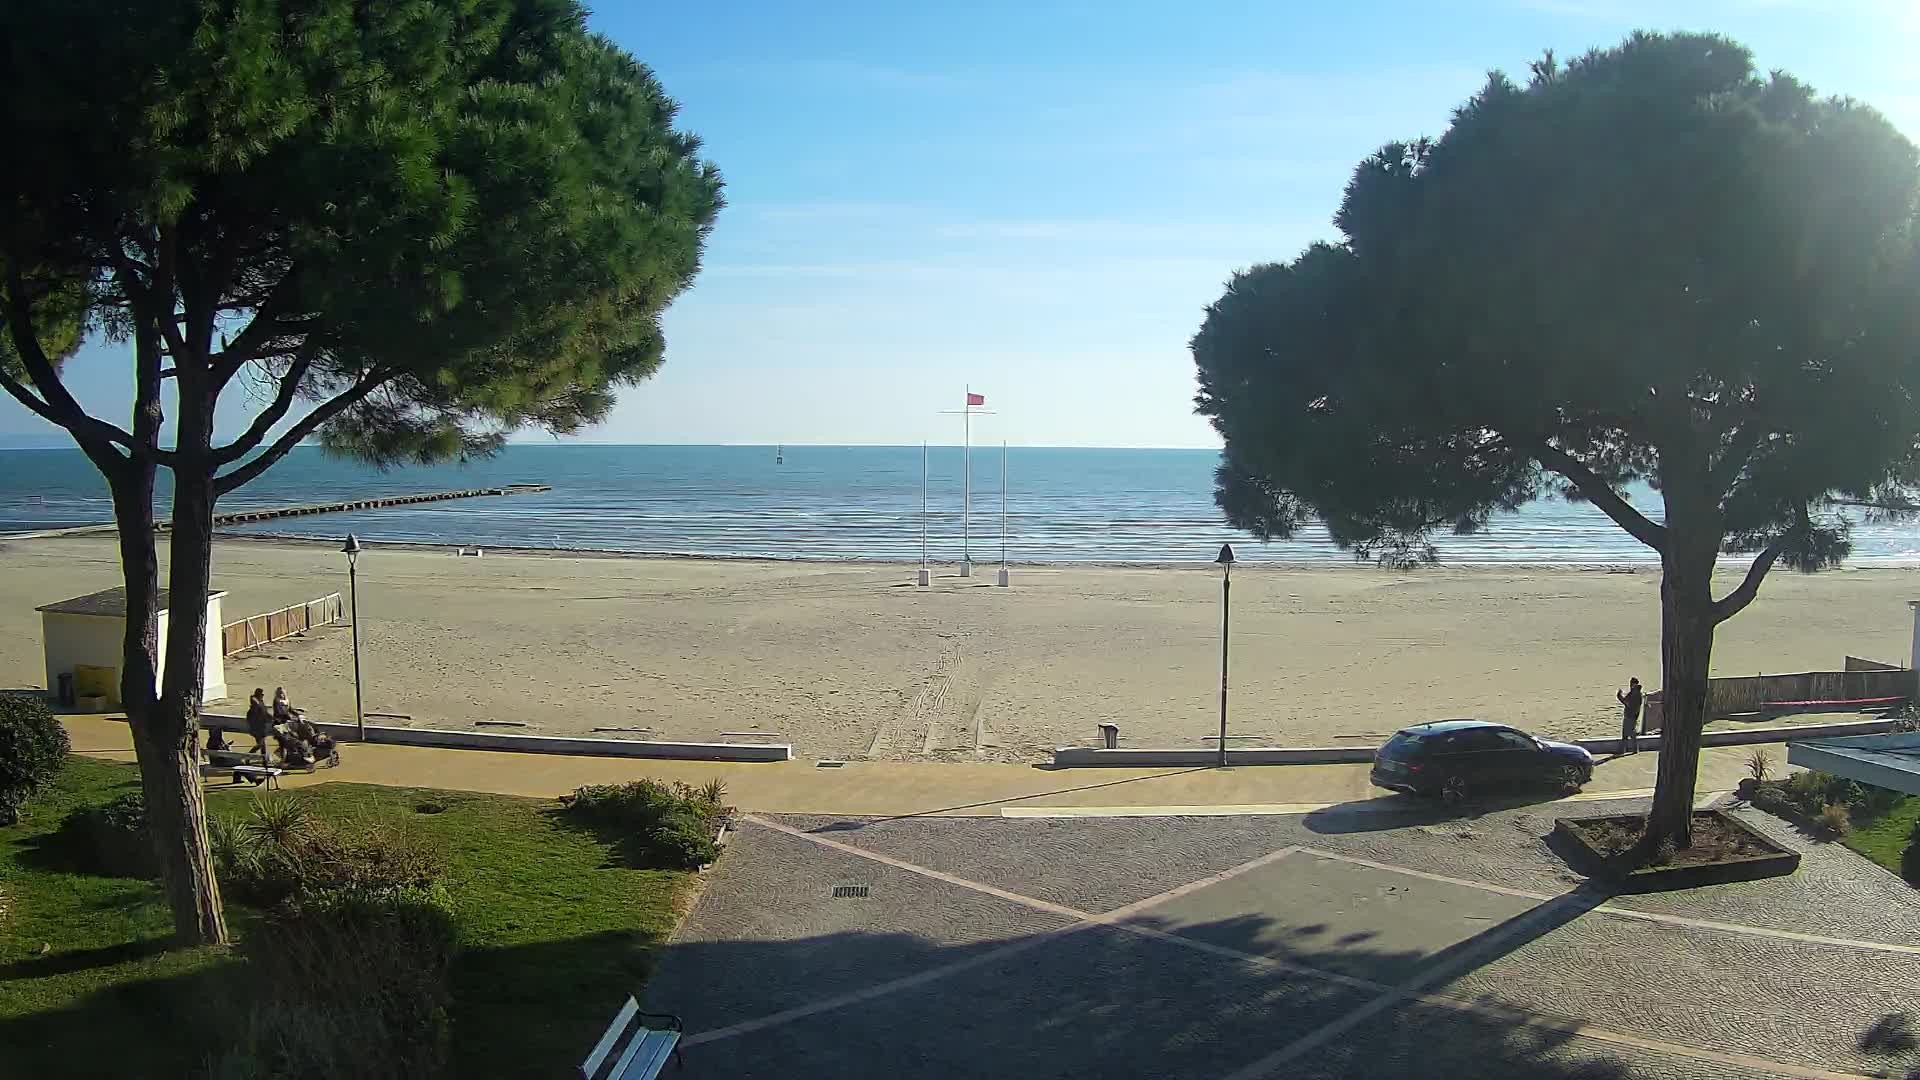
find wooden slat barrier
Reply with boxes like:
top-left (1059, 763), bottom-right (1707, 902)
top-left (222, 593), bottom-right (345, 657)
top-left (1643, 664), bottom-right (1915, 731)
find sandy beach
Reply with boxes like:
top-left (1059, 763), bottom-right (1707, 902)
top-left (0, 534), bottom-right (1911, 761)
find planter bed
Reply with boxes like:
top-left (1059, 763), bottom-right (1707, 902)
top-left (1553, 810), bottom-right (1799, 892)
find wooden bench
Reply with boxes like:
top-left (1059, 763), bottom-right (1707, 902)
top-left (226, 764), bottom-right (282, 789)
top-left (200, 749), bottom-right (284, 788)
top-left (580, 997), bottom-right (682, 1080)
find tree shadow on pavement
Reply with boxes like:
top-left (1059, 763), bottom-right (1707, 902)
top-left (12, 901), bottom-right (1906, 1077)
top-left (1857, 1013), bottom-right (1920, 1080)
top-left (638, 904), bottom-right (1655, 1079)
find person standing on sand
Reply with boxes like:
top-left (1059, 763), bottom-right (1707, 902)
top-left (1616, 677), bottom-right (1644, 754)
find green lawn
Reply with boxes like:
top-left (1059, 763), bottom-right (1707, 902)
top-left (0, 756), bottom-right (697, 1078)
top-left (1843, 793), bottom-right (1920, 883)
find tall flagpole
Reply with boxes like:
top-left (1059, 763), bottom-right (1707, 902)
top-left (962, 385), bottom-right (973, 578)
top-left (917, 442), bottom-right (930, 586)
top-left (997, 441), bottom-right (1010, 587)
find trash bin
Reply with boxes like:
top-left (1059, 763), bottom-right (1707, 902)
top-left (56, 672), bottom-right (75, 707)
top-left (1097, 722), bottom-right (1119, 749)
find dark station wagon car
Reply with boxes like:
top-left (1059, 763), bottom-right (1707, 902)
top-left (1370, 719), bottom-right (1595, 805)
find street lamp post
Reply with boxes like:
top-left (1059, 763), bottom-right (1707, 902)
top-left (342, 534), bottom-right (364, 742)
top-left (1215, 543), bottom-right (1235, 767)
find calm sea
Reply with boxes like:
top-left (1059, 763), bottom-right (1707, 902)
top-left (3, 443), bottom-right (1917, 565)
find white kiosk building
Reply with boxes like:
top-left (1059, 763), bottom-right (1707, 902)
top-left (37, 587), bottom-right (228, 706)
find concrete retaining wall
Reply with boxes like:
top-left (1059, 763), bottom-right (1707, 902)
top-left (1051, 717), bottom-right (1901, 768)
top-left (1051, 745), bottom-right (1378, 768)
top-left (193, 712), bottom-right (791, 762)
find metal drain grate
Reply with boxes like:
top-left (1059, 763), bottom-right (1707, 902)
top-left (832, 884), bottom-right (870, 899)
top-left (816, 760), bottom-right (847, 768)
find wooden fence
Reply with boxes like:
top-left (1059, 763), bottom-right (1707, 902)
top-left (1644, 665), bottom-right (1915, 731)
top-left (221, 593), bottom-right (344, 657)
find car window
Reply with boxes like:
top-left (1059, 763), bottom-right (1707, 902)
top-left (1492, 730), bottom-right (1536, 750)
top-left (1381, 732), bottom-right (1426, 758)
top-left (1448, 729), bottom-right (1499, 751)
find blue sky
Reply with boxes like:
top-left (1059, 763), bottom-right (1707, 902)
top-left (5, 0), bottom-right (1914, 449)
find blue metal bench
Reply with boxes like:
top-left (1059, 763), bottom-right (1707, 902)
top-left (580, 997), bottom-right (683, 1080)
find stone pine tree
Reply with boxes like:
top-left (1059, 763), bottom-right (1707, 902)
top-left (1193, 33), bottom-right (1920, 849)
top-left (0, 0), bottom-right (722, 942)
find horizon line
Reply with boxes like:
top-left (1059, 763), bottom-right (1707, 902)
top-left (1, 440), bottom-right (1229, 453)
top-left (511, 440), bottom-right (1225, 451)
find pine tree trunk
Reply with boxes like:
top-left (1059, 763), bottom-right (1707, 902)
top-left (109, 463), bottom-right (161, 726)
top-left (134, 697), bottom-right (226, 944)
top-left (151, 387), bottom-right (228, 945)
top-left (105, 449), bottom-right (226, 943)
top-left (1645, 547), bottom-right (1717, 850)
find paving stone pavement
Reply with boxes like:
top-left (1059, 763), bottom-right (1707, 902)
top-left (1286, 997), bottom-right (1827, 1080)
top-left (645, 798), bottom-right (1920, 1080)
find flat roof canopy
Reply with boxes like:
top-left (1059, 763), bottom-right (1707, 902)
top-left (1788, 731), bottom-right (1920, 795)
top-left (35, 587), bottom-right (228, 618)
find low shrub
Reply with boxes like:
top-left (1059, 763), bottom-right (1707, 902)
top-left (1814, 802), bottom-right (1853, 840)
top-left (0, 694), bottom-right (69, 825)
top-left (562, 778), bottom-right (729, 869)
top-left (1749, 783), bottom-right (1798, 821)
top-left (209, 796), bottom-right (459, 1079)
top-left (214, 795), bottom-right (444, 907)
top-left (652, 813), bottom-right (722, 869)
top-left (1744, 748), bottom-right (1774, 784)
top-left (1782, 770), bottom-right (1832, 814)
top-left (54, 792), bottom-right (155, 877)
top-left (224, 883), bottom-right (460, 1080)
top-left (1759, 771), bottom-right (1887, 824)
top-left (1903, 819), bottom-right (1920, 886)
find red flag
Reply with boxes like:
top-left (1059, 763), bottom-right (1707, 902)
top-left (967, 392), bottom-right (985, 406)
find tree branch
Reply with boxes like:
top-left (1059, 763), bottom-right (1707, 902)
top-left (213, 370), bottom-right (388, 495)
top-left (0, 364), bottom-right (80, 433)
top-left (1, 276), bottom-right (147, 458)
top-left (160, 221), bottom-right (214, 373)
top-left (207, 273), bottom-right (304, 387)
top-left (1526, 438), bottom-right (1668, 552)
top-left (1708, 424), bottom-right (1765, 496)
top-left (211, 352), bottom-right (313, 465)
top-left (1711, 539), bottom-right (1784, 624)
top-left (106, 246), bottom-right (190, 363)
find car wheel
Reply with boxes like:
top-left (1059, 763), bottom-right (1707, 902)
top-left (1439, 774), bottom-right (1470, 806)
top-left (1558, 762), bottom-right (1587, 793)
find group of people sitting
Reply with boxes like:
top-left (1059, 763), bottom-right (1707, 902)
top-left (233, 686), bottom-right (338, 770)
